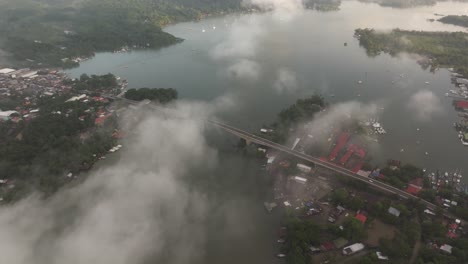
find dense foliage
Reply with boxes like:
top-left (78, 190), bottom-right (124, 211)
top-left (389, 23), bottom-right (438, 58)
top-left (269, 95), bottom-right (326, 143)
top-left (0, 97), bottom-right (116, 198)
top-left (73, 74), bottom-right (118, 92)
top-left (380, 164), bottom-right (424, 189)
top-left (124, 88), bottom-right (178, 103)
top-left (355, 28), bottom-right (468, 77)
top-left (439, 15), bottom-right (468, 28)
top-left (0, 0), bottom-right (245, 68)
top-left (284, 218), bottom-right (321, 264)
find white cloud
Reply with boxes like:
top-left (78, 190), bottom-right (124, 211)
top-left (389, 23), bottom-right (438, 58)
top-left (0, 103), bottom-right (220, 264)
top-left (407, 90), bottom-right (443, 121)
top-left (225, 59), bottom-right (262, 81)
top-left (274, 68), bottom-right (298, 93)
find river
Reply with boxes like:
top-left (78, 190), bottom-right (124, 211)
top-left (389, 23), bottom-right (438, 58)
top-left (68, 1), bottom-right (468, 262)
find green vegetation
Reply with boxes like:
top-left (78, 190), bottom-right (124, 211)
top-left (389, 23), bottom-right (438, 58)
top-left (269, 95), bottom-right (326, 143)
top-left (72, 74), bottom-right (118, 92)
top-left (355, 28), bottom-right (468, 76)
top-left (124, 88), bottom-right (178, 103)
top-left (284, 218), bottom-right (321, 264)
top-left (0, 0), bottom-right (244, 68)
top-left (0, 96), bottom-right (116, 198)
top-left (380, 163), bottom-right (424, 189)
top-left (439, 15), bottom-right (468, 28)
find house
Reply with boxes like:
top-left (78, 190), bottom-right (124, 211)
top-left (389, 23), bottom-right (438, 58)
top-left (440, 244), bottom-right (453, 254)
top-left (406, 178), bottom-right (423, 195)
top-left (355, 213), bottom-right (367, 224)
top-left (454, 100), bottom-right (468, 111)
top-left (343, 243), bottom-right (365, 255)
top-left (0, 110), bottom-right (18, 120)
top-left (294, 176), bottom-right (307, 184)
top-left (297, 163), bottom-right (312, 173)
top-left (388, 207), bottom-right (401, 217)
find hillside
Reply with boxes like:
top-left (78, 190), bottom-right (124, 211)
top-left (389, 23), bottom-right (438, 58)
top-left (0, 0), bottom-right (243, 68)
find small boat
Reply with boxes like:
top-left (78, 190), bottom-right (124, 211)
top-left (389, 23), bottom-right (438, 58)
top-left (276, 254), bottom-right (286, 258)
top-left (277, 239), bottom-right (285, 243)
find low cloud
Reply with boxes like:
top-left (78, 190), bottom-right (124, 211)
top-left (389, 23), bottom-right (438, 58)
top-left (0, 103), bottom-right (224, 264)
top-left (292, 101), bottom-right (379, 154)
top-left (274, 68), bottom-right (298, 94)
top-left (225, 59), bottom-right (262, 81)
top-left (211, 16), bottom-right (264, 60)
top-left (407, 90), bottom-right (443, 121)
top-left (212, 0), bottom-right (304, 84)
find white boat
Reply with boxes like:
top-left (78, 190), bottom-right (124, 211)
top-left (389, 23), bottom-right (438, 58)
top-left (276, 254), bottom-right (286, 258)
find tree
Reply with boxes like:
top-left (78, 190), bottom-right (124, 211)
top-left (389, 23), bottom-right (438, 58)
top-left (331, 188), bottom-right (349, 205)
top-left (342, 218), bottom-right (366, 241)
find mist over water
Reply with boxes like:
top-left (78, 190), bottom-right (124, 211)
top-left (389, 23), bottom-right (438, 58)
top-left (0, 103), bottom-right (281, 264)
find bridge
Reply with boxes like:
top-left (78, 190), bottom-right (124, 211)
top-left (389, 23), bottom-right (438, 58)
top-left (208, 120), bottom-right (443, 211)
top-left (112, 96), bottom-right (446, 215)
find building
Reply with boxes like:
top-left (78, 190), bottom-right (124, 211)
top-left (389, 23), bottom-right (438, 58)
top-left (0, 68), bottom-right (15, 74)
top-left (0, 110), bottom-right (18, 120)
top-left (297, 163), bottom-right (312, 173)
top-left (454, 100), bottom-right (468, 111)
top-left (388, 207), bottom-right (401, 217)
top-left (342, 243), bottom-right (365, 255)
top-left (406, 178), bottom-right (423, 195)
top-left (440, 244), bottom-right (453, 254)
top-left (355, 213), bottom-right (367, 224)
top-left (294, 176), bottom-right (308, 184)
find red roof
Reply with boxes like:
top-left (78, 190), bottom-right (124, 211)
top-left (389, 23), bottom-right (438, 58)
top-left (447, 231), bottom-right (458, 239)
top-left (321, 242), bottom-right (335, 251)
top-left (355, 213), bottom-right (367, 224)
top-left (455, 100), bottom-right (468, 109)
top-left (95, 115), bottom-right (110, 125)
top-left (329, 133), bottom-right (350, 161)
top-left (406, 185), bottom-right (422, 195)
top-left (409, 178), bottom-right (423, 187)
top-left (449, 223), bottom-right (458, 230)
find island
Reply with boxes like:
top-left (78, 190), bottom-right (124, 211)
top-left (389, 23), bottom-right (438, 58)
top-left (439, 15), bottom-right (468, 28)
top-left (354, 28), bottom-right (468, 76)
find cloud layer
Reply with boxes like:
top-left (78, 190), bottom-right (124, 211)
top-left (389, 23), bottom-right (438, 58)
top-left (0, 104), bottom-right (219, 264)
top-left (407, 90), bottom-right (443, 121)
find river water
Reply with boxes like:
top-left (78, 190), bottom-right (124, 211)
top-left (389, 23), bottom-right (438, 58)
top-left (68, 1), bottom-right (468, 262)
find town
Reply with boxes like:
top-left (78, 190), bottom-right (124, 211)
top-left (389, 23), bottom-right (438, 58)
top-left (251, 123), bottom-right (468, 264)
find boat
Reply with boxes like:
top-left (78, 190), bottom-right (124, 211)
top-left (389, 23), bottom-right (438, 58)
top-left (276, 254), bottom-right (286, 258)
top-left (277, 239), bottom-right (285, 243)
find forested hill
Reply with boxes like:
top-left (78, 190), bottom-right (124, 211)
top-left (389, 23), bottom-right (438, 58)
top-left (0, 0), bottom-right (243, 69)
